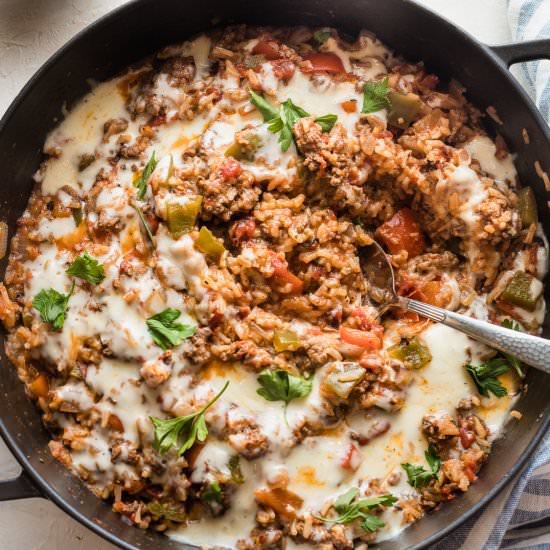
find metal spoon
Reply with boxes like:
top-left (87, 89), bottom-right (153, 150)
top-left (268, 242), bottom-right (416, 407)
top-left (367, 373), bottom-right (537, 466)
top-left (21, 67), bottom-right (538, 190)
top-left (361, 240), bottom-right (550, 372)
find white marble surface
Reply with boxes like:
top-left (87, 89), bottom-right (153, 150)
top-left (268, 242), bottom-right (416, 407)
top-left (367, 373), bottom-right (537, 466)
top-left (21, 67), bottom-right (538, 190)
top-left (0, 1), bottom-right (512, 548)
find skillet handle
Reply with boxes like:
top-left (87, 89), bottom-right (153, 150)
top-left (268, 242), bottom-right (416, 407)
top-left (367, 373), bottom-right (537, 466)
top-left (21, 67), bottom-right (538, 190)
top-left (0, 470), bottom-right (41, 501)
top-left (491, 39), bottom-right (550, 66)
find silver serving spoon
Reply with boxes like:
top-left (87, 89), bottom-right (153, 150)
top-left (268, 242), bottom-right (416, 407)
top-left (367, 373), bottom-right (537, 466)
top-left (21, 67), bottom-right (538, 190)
top-left (362, 241), bottom-right (550, 372)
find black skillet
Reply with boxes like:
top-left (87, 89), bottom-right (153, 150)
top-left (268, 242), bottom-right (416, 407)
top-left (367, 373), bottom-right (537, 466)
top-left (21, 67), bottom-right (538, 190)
top-left (1, 0), bottom-right (550, 548)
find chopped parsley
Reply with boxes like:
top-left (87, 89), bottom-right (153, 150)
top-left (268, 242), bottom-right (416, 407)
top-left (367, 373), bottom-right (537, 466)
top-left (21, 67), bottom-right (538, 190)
top-left (249, 89), bottom-right (279, 122)
top-left (402, 445), bottom-right (441, 489)
top-left (256, 368), bottom-right (312, 422)
top-left (150, 381), bottom-right (229, 455)
top-left (146, 308), bottom-right (197, 350)
top-left (465, 320), bottom-right (525, 397)
top-left (465, 358), bottom-right (509, 398)
top-left (362, 77), bottom-right (391, 113)
top-left (316, 487), bottom-right (397, 533)
top-left (32, 281), bottom-right (75, 331)
top-left (249, 91), bottom-right (338, 151)
top-left (314, 113), bottom-right (338, 132)
top-left (66, 252), bottom-right (105, 285)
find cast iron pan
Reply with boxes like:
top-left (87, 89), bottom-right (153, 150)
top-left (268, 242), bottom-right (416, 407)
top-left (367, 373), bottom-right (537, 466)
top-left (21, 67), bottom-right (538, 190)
top-left (0, 0), bottom-right (549, 548)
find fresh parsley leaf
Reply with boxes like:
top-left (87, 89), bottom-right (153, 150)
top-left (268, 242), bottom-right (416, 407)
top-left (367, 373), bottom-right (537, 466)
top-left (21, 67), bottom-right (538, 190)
top-left (66, 252), bottom-right (105, 285)
top-left (402, 445), bottom-right (441, 489)
top-left (275, 99), bottom-right (309, 152)
top-left (278, 124), bottom-right (294, 152)
top-left (250, 92), bottom-right (312, 152)
top-left (280, 99), bottom-right (309, 128)
top-left (361, 514), bottom-right (385, 533)
top-left (256, 369), bottom-right (312, 404)
top-left (425, 444), bottom-right (441, 474)
top-left (135, 151), bottom-right (158, 200)
top-left (257, 369), bottom-right (312, 423)
top-left (334, 487), bottom-right (359, 513)
top-left (362, 77), bottom-right (391, 113)
top-left (465, 357), bottom-right (509, 398)
top-left (313, 30), bottom-right (331, 44)
top-left (146, 308), bottom-right (197, 350)
top-left (314, 114), bottom-right (338, 132)
top-left (267, 116), bottom-right (284, 133)
top-left (501, 319), bottom-right (525, 377)
top-left (249, 90), bottom-right (279, 122)
top-left (401, 463), bottom-right (433, 489)
top-left (32, 281), bottom-right (75, 331)
top-left (150, 381), bottom-right (229, 455)
top-left (317, 488), bottom-right (397, 533)
top-left (133, 205), bottom-right (155, 245)
top-left (202, 481), bottom-right (222, 503)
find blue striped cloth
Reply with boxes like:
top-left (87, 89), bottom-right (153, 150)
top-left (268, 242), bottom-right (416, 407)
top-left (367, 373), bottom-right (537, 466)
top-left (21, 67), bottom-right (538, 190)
top-left (432, 0), bottom-right (550, 550)
top-left (431, 2), bottom-right (550, 548)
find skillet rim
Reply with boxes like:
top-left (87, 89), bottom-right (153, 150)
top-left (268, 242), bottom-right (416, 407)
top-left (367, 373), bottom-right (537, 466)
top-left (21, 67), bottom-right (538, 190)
top-left (0, 1), bottom-right (549, 548)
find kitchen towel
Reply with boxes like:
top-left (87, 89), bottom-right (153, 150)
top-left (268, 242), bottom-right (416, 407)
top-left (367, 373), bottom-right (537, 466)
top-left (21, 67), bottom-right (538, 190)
top-left (432, 1), bottom-right (550, 549)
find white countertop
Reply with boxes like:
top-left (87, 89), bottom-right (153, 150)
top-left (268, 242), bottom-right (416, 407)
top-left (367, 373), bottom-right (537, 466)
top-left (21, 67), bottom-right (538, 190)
top-left (0, 1), bottom-right (512, 548)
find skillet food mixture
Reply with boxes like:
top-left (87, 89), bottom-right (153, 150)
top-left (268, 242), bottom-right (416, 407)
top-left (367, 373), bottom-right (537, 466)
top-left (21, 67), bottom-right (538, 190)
top-left (1, 25), bottom-right (548, 549)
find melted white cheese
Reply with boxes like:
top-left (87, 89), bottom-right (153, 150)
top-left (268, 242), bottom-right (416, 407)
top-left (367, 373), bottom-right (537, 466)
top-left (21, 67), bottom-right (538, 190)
top-left (38, 78), bottom-right (129, 195)
top-left (465, 136), bottom-right (517, 183)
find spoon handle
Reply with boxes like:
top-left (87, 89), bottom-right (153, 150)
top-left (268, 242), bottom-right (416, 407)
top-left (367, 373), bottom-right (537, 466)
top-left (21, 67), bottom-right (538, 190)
top-left (403, 298), bottom-right (550, 372)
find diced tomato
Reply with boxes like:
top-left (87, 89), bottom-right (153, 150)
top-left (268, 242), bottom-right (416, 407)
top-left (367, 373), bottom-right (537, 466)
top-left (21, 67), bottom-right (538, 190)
top-left (303, 52), bottom-right (345, 73)
top-left (351, 309), bottom-right (384, 339)
top-left (375, 208), bottom-right (425, 258)
top-left (229, 218), bottom-right (256, 244)
top-left (339, 326), bottom-right (382, 350)
top-left (459, 427), bottom-right (475, 449)
top-left (341, 99), bottom-right (357, 113)
top-left (271, 254), bottom-right (304, 294)
top-left (220, 157), bottom-right (242, 181)
top-left (399, 275), bottom-right (443, 306)
top-left (252, 40), bottom-right (280, 60)
top-left (463, 463), bottom-right (477, 482)
top-left (340, 443), bottom-right (361, 472)
top-left (419, 280), bottom-right (444, 307)
top-left (271, 59), bottom-right (295, 80)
